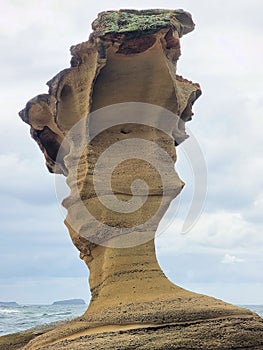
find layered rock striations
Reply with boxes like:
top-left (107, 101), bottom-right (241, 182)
top-left (18, 9), bottom-right (263, 350)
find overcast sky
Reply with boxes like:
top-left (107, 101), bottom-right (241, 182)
top-left (0, 0), bottom-right (262, 305)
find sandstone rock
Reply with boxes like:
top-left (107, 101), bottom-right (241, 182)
top-left (17, 9), bottom-right (263, 350)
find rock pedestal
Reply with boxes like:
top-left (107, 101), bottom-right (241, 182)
top-left (19, 9), bottom-right (263, 350)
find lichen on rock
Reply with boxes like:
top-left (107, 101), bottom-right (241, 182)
top-left (91, 9), bottom-right (195, 38)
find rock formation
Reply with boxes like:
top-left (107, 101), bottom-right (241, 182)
top-left (18, 9), bottom-right (263, 350)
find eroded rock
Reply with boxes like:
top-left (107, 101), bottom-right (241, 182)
top-left (18, 9), bottom-right (263, 350)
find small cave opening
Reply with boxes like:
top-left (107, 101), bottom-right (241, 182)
top-left (120, 128), bottom-right (131, 134)
top-left (60, 85), bottom-right (72, 100)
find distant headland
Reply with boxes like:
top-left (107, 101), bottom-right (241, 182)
top-left (0, 301), bottom-right (19, 306)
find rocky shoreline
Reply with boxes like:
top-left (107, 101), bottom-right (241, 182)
top-left (1, 311), bottom-right (263, 350)
top-left (0, 321), bottom-right (66, 350)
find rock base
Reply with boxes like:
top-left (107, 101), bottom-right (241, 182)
top-left (34, 316), bottom-right (263, 350)
top-left (15, 291), bottom-right (263, 349)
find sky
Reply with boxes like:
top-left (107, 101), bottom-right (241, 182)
top-left (0, 0), bottom-right (262, 305)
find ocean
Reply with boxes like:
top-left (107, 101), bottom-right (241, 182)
top-left (0, 304), bottom-right (87, 336)
top-left (0, 304), bottom-right (262, 337)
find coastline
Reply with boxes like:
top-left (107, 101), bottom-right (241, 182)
top-left (1, 305), bottom-right (262, 350)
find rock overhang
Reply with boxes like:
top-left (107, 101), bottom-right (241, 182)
top-left (19, 9), bottom-right (201, 176)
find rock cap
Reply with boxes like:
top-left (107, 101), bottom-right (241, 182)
top-left (92, 9), bottom-right (195, 39)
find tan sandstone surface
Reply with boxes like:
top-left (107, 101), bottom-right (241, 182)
top-left (3, 8), bottom-right (262, 350)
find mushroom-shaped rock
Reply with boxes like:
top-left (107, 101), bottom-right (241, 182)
top-left (18, 9), bottom-right (263, 350)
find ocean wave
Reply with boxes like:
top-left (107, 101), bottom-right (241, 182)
top-left (0, 308), bottom-right (21, 314)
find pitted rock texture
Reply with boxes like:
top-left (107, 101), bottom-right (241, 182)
top-left (23, 316), bottom-right (263, 350)
top-left (17, 9), bottom-right (263, 350)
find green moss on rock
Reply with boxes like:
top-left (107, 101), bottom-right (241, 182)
top-left (92, 9), bottom-right (195, 39)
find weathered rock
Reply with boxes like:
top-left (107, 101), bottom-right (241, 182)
top-left (0, 321), bottom-right (67, 350)
top-left (17, 9), bottom-right (263, 350)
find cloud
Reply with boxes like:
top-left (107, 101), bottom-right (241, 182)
top-left (156, 209), bottom-right (263, 288)
top-left (244, 194), bottom-right (263, 224)
top-left (157, 203), bottom-right (263, 256)
top-left (0, 154), bottom-right (50, 200)
top-left (222, 254), bottom-right (244, 264)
